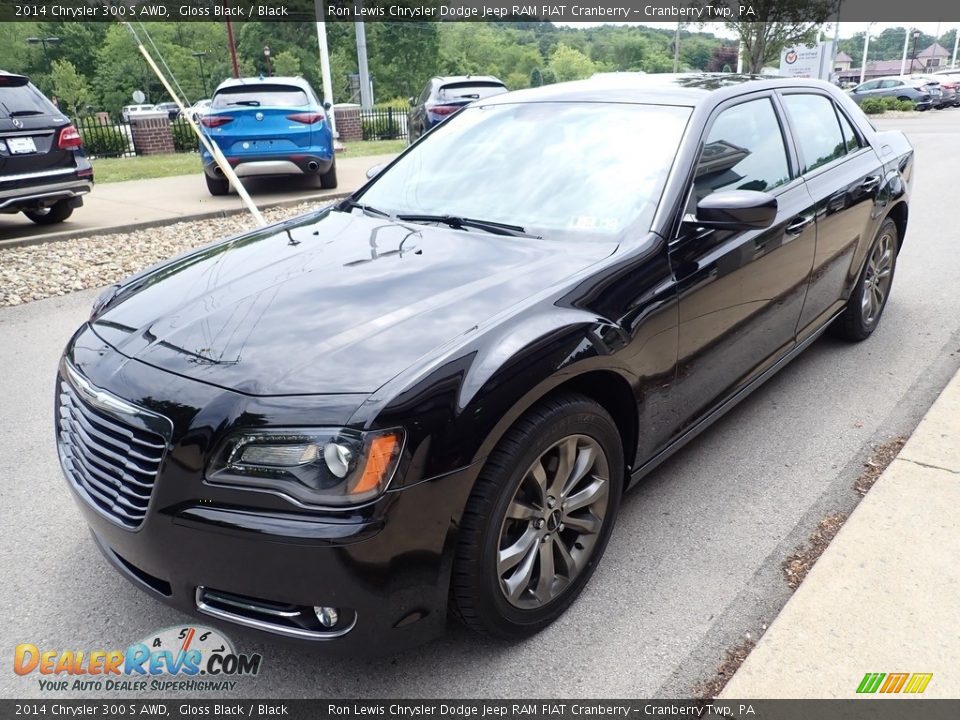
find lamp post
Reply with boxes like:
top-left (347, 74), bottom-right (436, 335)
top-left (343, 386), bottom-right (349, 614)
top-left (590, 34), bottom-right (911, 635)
top-left (25, 36), bottom-right (61, 71)
top-left (192, 51), bottom-right (209, 97)
top-left (910, 29), bottom-right (922, 74)
top-left (263, 46), bottom-right (272, 77)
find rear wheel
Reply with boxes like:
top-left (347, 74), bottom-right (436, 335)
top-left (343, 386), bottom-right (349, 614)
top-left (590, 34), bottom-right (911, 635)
top-left (318, 158), bottom-right (337, 189)
top-left (24, 200), bottom-right (74, 225)
top-left (205, 174), bottom-right (229, 196)
top-left (831, 217), bottom-right (898, 342)
top-left (452, 393), bottom-right (624, 639)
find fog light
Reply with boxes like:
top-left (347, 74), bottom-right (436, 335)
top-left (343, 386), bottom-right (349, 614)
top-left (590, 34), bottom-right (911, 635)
top-left (314, 606), bottom-right (339, 628)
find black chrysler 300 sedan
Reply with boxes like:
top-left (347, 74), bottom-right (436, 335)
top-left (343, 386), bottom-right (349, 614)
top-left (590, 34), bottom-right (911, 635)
top-left (57, 74), bottom-right (912, 653)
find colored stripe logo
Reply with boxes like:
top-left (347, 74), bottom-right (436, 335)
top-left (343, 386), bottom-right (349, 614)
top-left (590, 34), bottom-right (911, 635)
top-left (857, 672), bottom-right (933, 694)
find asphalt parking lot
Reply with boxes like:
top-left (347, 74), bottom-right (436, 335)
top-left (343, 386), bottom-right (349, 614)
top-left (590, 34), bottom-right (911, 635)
top-left (2, 112), bottom-right (959, 699)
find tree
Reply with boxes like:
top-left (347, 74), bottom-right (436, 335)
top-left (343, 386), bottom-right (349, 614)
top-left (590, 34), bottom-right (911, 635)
top-left (548, 44), bottom-right (596, 82)
top-left (271, 50), bottom-right (301, 77)
top-left (530, 67), bottom-right (543, 87)
top-left (49, 59), bottom-right (91, 118)
top-left (721, 0), bottom-right (839, 73)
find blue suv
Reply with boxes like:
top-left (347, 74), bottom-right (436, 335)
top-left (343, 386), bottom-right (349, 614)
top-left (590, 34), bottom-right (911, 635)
top-left (200, 76), bottom-right (335, 195)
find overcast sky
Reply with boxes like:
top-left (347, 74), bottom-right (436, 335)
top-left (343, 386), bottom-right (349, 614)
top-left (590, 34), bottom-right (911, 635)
top-left (560, 22), bottom-right (960, 41)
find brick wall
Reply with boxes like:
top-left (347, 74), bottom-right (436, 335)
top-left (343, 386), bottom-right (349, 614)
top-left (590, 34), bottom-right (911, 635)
top-left (333, 105), bottom-right (362, 142)
top-left (130, 115), bottom-right (175, 156)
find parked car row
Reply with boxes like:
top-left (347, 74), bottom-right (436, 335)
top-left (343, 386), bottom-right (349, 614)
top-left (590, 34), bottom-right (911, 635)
top-left (848, 74), bottom-right (959, 110)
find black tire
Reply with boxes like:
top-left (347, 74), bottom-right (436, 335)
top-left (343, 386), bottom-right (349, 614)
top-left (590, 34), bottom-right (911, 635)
top-left (318, 158), bottom-right (337, 189)
top-left (831, 217), bottom-right (898, 342)
top-left (451, 393), bottom-right (624, 639)
top-left (24, 200), bottom-right (74, 225)
top-left (205, 174), bottom-right (229, 196)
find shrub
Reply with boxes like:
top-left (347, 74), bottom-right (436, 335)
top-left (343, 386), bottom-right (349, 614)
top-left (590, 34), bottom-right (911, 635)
top-left (79, 124), bottom-right (129, 157)
top-left (879, 96), bottom-right (900, 111)
top-left (895, 99), bottom-right (916, 112)
top-left (859, 98), bottom-right (885, 114)
top-left (171, 121), bottom-right (199, 153)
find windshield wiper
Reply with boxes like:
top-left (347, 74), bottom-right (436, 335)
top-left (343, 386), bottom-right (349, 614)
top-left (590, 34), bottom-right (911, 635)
top-left (226, 100), bottom-right (260, 107)
top-left (395, 214), bottom-right (540, 238)
top-left (8, 109), bottom-right (44, 117)
top-left (339, 198), bottom-right (395, 220)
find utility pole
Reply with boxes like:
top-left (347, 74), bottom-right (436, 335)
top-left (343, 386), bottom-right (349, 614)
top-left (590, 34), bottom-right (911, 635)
top-left (953, 27), bottom-right (959, 68)
top-left (314, 0), bottom-right (337, 134)
top-left (673, 23), bottom-right (681, 73)
top-left (900, 27), bottom-right (911, 76)
top-left (224, 4), bottom-right (240, 80)
top-left (860, 24), bottom-right (873, 85)
top-left (192, 51), bottom-right (209, 97)
top-left (355, 22), bottom-right (372, 109)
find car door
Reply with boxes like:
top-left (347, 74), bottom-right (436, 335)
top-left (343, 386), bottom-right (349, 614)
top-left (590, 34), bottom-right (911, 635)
top-left (778, 91), bottom-right (885, 340)
top-left (668, 94), bottom-right (817, 435)
top-left (851, 80), bottom-right (879, 102)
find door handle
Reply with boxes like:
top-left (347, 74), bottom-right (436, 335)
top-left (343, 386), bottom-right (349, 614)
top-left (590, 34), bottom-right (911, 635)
top-left (785, 214), bottom-right (814, 236)
top-left (860, 175), bottom-right (882, 193)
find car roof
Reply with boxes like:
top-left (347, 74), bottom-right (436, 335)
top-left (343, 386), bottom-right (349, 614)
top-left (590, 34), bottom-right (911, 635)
top-left (214, 76), bottom-right (314, 92)
top-left (481, 73), bottom-right (843, 108)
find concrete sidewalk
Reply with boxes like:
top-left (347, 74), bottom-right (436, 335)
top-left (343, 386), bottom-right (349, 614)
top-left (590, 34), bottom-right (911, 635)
top-left (720, 368), bottom-right (960, 698)
top-left (0, 152), bottom-right (395, 248)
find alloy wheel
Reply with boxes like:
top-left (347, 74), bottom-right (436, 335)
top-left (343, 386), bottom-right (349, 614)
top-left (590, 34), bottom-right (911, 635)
top-left (861, 229), bottom-right (894, 326)
top-left (496, 434), bottom-right (610, 609)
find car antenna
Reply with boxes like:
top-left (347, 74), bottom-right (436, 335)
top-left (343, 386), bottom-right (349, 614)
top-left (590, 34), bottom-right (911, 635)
top-left (122, 22), bottom-right (267, 227)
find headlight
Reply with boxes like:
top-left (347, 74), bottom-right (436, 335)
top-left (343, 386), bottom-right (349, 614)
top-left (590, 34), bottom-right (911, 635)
top-left (207, 428), bottom-right (404, 506)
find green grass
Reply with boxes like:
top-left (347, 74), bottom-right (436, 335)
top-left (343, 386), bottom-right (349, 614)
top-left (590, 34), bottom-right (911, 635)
top-left (91, 139), bottom-right (406, 184)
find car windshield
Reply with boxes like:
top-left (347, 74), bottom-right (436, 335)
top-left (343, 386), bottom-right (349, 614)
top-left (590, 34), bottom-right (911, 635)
top-left (358, 101), bottom-right (690, 237)
top-left (213, 85), bottom-right (309, 108)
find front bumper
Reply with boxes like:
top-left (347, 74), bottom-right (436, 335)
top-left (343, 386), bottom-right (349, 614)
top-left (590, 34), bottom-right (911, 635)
top-left (58, 326), bottom-right (477, 655)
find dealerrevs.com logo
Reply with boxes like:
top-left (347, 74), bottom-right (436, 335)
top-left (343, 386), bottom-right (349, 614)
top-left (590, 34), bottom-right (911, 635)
top-left (14, 625), bottom-right (262, 692)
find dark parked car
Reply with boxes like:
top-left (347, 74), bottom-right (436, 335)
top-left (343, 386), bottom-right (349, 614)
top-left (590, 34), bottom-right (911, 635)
top-left (57, 74), bottom-right (911, 654)
top-left (848, 75), bottom-right (938, 110)
top-left (200, 76), bottom-right (335, 195)
top-left (407, 75), bottom-right (507, 142)
top-left (0, 70), bottom-right (92, 225)
top-left (155, 101), bottom-right (180, 120)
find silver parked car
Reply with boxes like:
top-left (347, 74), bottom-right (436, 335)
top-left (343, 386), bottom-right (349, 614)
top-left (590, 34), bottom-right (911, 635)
top-left (848, 75), bottom-right (939, 110)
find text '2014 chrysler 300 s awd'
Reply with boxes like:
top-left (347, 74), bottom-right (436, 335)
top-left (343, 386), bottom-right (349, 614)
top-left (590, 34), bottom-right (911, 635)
top-left (57, 74), bottom-right (912, 655)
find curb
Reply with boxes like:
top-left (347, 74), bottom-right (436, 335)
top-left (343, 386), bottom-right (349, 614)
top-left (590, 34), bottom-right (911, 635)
top-left (0, 190), bottom-right (353, 252)
top-left (718, 365), bottom-right (960, 698)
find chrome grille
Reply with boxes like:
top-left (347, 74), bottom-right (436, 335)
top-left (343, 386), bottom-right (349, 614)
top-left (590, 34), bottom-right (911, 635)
top-left (56, 368), bottom-right (169, 529)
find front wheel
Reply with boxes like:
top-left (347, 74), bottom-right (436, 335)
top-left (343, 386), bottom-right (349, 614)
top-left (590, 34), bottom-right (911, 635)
top-left (831, 217), bottom-right (898, 341)
top-left (452, 393), bottom-right (624, 639)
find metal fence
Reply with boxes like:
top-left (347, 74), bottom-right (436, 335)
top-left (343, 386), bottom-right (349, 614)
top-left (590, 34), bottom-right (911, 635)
top-left (75, 115), bottom-right (200, 159)
top-left (75, 116), bottom-right (136, 159)
top-left (360, 107), bottom-right (408, 141)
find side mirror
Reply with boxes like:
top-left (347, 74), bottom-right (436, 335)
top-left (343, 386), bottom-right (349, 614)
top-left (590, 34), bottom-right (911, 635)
top-left (408, 97), bottom-right (415, 107)
top-left (694, 190), bottom-right (777, 231)
top-left (366, 163), bottom-right (386, 180)
top-left (323, 101), bottom-right (332, 111)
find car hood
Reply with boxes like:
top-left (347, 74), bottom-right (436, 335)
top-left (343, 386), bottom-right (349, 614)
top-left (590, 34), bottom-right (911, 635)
top-left (91, 209), bottom-right (617, 396)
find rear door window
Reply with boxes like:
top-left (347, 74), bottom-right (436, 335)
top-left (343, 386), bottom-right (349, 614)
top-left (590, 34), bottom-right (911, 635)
top-left (781, 94), bottom-right (847, 173)
top-left (213, 85), bottom-right (309, 109)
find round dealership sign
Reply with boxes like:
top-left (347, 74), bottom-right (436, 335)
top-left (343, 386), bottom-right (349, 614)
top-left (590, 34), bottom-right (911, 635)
top-left (132, 90), bottom-right (146, 103)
